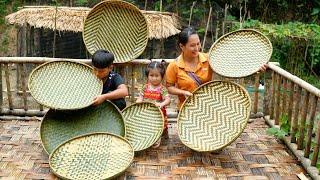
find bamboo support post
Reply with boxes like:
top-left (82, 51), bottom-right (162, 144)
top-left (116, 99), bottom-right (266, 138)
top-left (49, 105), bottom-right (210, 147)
top-left (275, 74), bottom-right (281, 125)
top-left (21, 64), bottom-right (28, 111)
top-left (263, 74), bottom-right (269, 115)
top-left (1, 108), bottom-right (46, 117)
top-left (281, 78), bottom-right (287, 115)
top-left (297, 91), bottom-right (310, 150)
top-left (287, 81), bottom-right (294, 129)
top-left (291, 86), bottom-right (302, 143)
top-left (4, 64), bottom-right (13, 110)
top-left (253, 73), bottom-right (259, 114)
top-left (270, 71), bottom-right (275, 119)
top-left (0, 64), bottom-right (2, 109)
top-left (312, 119), bottom-right (320, 166)
top-left (305, 96), bottom-right (318, 158)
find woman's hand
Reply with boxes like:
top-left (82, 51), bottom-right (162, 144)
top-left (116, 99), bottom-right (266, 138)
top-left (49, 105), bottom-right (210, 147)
top-left (182, 90), bottom-right (193, 97)
top-left (259, 63), bottom-right (268, 72)
top-left (92, 95), bottom-right (105, 106)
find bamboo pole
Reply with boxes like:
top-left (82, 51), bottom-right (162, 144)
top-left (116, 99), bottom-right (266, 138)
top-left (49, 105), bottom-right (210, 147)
top-left (1, 108), bottom-right (46, 116)
top-left (130, 65), bottom-right (135, 102)
top-left (4, 64), bottom-right (13, 110)
top-left (0, 64), bottom-right (2, 109)
top-left (312, 119), bottom-right (320, 166)
top-left (53, 4), bottom-right (57, 58)
top-left (297, 91), bottom-right (310, 150)
top-left (275, 74), bottom-right (281, 125)
top-left (287, 81), bottom-right (294, 129)
top-left (202, 6), bottom-right (212, 52)
top-left (270, 71), bottom-right (275, 119)
top-left (305, 96), bottom-right (318, 158)
top-left (188, 2), bottom-right (196, 27)
top-left (291, 86), bottom-right (302, 143)
top-left (253, 73), bottom-right (259, 114)
top-left (222, 4), bottom-right (229, 35)
top-left (21, 64), bottom-right (28, 111)
top-left (281, 78), bottom-right (287, 115)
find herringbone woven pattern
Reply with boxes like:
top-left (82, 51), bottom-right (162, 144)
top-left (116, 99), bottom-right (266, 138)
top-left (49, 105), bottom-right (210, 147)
top-left (28, 61), bottom-right (102, 110)
top-left (122, 102), bottom-right (164, 151)
top-left (49, 133), bottom-right (134, 179)
top-left (208, 29), bottom-right (272, 78)
top-left (83, 0), bottom-right (148, 63)
top-left (41, 101), bottom-right (125, 154)
top-left (178, 81), bottom-right (251, 152)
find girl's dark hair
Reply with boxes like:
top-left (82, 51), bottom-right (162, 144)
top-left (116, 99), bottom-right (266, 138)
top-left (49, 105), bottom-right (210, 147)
top-left (145, 60), bottom-right (166, 78)
top-left (92, 49), bottom-right (114, 68)
top-left (178, 27), bottom-right (198, 45)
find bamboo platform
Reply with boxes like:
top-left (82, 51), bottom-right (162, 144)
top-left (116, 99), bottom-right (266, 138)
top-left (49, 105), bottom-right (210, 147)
top-left (0, 117), bottom-right (308, 179)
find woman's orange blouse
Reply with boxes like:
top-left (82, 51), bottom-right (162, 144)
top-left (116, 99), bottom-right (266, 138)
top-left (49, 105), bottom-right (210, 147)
top-left (165, 52), bottom-right (213, 109)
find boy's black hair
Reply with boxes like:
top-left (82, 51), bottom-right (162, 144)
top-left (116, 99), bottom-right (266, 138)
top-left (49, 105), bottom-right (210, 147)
top-left (92, 49), bottom-right (114, 68)
top-left (145, 60), bottom-right (166, 78)
top-left (178, 26), bottom-right (198, 45)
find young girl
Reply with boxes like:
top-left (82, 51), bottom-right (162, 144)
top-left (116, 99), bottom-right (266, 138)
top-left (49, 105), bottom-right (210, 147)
top-left (136, 61), bottom-right (170, 148)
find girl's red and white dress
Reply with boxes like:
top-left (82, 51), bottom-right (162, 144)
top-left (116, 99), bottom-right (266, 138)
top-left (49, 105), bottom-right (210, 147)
top-left (139, 83), bottom-right (169, 134)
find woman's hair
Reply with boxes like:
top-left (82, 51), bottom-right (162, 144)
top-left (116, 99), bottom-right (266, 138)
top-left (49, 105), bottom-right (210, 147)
top-left (178, 27), bottom-right (198, 45)
top-left (145, 60), bottom-right (166, 78)
top-left (92, 49), bottom-right (114, 68)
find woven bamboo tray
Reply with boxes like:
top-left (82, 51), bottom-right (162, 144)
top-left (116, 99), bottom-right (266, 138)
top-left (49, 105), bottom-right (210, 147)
top-left (49, 133), bottom-right (134, 180)
top-left (208, 29), bottom-right (272, 78)
top-left (122, 102), bottom-right (164, 151)
top-left (28, 60), bottom-right (102, 110)
top-left (40, 101), bottom-right (125, 154)
top-left (83, 0), bottom-right (148, 63)
top-left (178, 81), bottom-right (251, 152)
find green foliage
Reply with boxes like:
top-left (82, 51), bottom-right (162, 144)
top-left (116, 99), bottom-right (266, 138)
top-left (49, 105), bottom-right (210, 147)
top-left (267, 127), bottom-right (287, 139)
top-left (267, 114), bottom-right (290, 139)
top-left (232, 19), bottom-right (320, 88)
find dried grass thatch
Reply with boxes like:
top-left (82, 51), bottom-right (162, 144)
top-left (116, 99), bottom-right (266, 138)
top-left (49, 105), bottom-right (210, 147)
top-left (5, 6), bottom-right (181, 39)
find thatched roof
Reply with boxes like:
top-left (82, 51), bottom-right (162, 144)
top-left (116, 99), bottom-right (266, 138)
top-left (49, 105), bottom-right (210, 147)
top-left (5, 6), bottom-right (181, 39)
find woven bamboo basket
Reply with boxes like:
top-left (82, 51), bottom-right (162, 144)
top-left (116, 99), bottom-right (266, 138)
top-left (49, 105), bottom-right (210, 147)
top-left (122, 102), bottom-right (164, 151)
top-left (208, 29), bottom-right (272, 78)
top-left (40, 101), bottom-right (125, 154)
top-left (28, 60), bottom-right (102, 110)
top-left (178, 81), bottom-right (251, 152)
top-left (49, 133), bottom-right (134, 180)
top-left (83, 0), bottom-right (148, 63)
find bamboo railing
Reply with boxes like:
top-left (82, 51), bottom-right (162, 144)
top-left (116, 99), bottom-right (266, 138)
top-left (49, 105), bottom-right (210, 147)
top-left (0, 57), bottom-right (319, 177)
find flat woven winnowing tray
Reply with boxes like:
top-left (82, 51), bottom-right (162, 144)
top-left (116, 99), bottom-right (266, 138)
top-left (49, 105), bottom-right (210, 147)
top-left (178, 81), bottom-right (251, 152)
top-left (49, 133), bottom-right (134, 180)
top-left (28, 60), bottom-right (102, 110)
top-left (122, 102), bottom-right (164, 151)
top-left (208, 29), bottom-right (272, 78)
top-left (40, 101), bottom-right (125, 154)
top-left (83, 0), bottom-right (148, 63)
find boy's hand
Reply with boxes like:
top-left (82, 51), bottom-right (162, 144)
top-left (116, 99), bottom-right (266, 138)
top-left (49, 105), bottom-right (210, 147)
top-left (183, 90), bottom-right (193, 97)
top-left (258, 63), bottom-right (268, 72)
top-left (92, 95), bottom-right (105, 106)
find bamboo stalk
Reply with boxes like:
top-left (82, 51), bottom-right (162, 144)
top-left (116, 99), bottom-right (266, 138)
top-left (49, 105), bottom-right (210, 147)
top-left (53, 4), bottom-right (57, 58)
top-left (291, 86), bottom-right (302, 143)
top-left (275, 74), bottom-right (281, 125)
top-left (188, 2), bottom-right (196, 27)
top-left (287, 81), bottom-right (294, 130)
top-left (312, 119), bottom-right (320, 166)
top-left (270, 71), bottom-right (275, 119)
top-left (253, 73), bottom-right (259, 114)
top-left (21, 64), bottom-right (28, 111)
top-left (4, 64), bottom-right (13, 110)
top-left (305, 96), bottom-right (318, 158)
top-left (202, 6), bottom-right (212, 52)
top-left (297, 91), bottom-right (310, 150)
top-left (1, 108), bottom-right (46, 116)
top-left (0, 64), bottom-right (2, 108)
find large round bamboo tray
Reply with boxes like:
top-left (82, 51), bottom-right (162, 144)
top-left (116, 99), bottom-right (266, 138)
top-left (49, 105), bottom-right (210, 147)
top-left (28, 60), bottom-right (102, 110)
top-left (208, 29), bottom-right (272, 78)
top-left (178, 81), bottom-right (251, 152)
top-left (40, 101), bottom-right (125, 154)
top-left (122, 102), bottom-right (164, 151)
top-left (49, 133), bottom-right (134, 180)
top-left (83, 0), bottom-right (148, 63)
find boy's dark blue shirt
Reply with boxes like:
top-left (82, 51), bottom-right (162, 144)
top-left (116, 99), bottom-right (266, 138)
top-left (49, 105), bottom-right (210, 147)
top-left (102, 71), bottom-right (126, 110)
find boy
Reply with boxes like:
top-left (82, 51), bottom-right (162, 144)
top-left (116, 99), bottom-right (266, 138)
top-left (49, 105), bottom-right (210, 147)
top-left (92, 49), bottom-right (128, 110)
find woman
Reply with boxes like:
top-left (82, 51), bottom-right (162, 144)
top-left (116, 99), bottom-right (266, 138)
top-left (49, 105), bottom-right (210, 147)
top-left (166, 27), bottom-right (267, 109)
top-left (166, 27), bottom-right (213, 109)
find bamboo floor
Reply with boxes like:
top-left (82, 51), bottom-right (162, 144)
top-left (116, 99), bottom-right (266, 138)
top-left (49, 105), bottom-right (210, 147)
top-left (0, 117), bottom-right (308, 179)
